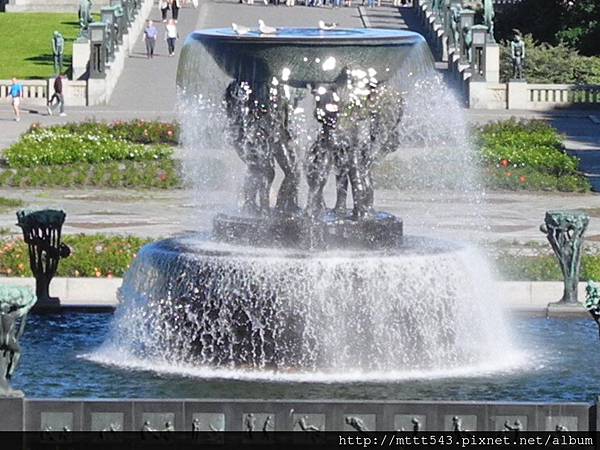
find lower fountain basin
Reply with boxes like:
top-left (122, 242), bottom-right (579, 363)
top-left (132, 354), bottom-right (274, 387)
top-left (110, 234), bottom-right (514, 373)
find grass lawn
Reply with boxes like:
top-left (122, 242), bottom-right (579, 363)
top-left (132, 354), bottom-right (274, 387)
top-left (0, 13), bottom-right (82, 79)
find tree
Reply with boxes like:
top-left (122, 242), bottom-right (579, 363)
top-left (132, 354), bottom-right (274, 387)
top-left (495, 0), bottom-right (600, 56)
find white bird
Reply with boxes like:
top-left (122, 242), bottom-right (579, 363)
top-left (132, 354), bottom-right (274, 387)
top-left (232, 23), bottom-right (250, 35)
top-left (258, 19), bottom-right (277, 34)
top-left (318, 20), bottom-right (337, 30)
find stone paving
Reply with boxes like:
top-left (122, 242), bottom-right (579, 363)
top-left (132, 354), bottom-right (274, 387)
top-left (3, 187), bottom-right (600, 244)
top-left (0, 1), bottom-right (600, 245)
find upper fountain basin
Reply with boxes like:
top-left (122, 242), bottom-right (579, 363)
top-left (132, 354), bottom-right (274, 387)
top-left (180, 27), bottom-right (426, 87)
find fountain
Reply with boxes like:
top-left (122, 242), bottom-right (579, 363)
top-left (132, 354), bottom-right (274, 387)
top-left (100, 26), bottom-right (516, 377)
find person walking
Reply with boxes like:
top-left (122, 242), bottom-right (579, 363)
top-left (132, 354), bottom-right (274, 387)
top-left (144, 20), bottom-right (158, 58)
top-left (160, 0), bottom-right (169, 22)
top-left (9, 78), bottom-right (23, 122)
top-left (165, 19), bottom-right (178, 57)
top-left (46, 74), bottom-right (66, 116)
top-left (171, 0), bottom-right (181, 21)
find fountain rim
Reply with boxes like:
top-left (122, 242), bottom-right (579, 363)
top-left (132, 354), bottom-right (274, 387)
top-left (138, 233), bottom-right (466, 261)
top-left (187, 27), bottom-right (425, 46)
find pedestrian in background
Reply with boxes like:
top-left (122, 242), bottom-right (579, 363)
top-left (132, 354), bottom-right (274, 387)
top-left (9, 78), bottom-right (23, 122)
top-left (171, 0), bottom-right (181, 21)
top-left (47, 74), bottom-right (66, 116)
top-left (160, 0), bottom-right (169, 22)
top-left (144, 19), bottom-right (158, 58)
top-left (165, 19), bottom-right (178, 56)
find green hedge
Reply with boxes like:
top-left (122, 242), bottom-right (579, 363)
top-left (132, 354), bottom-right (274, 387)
top-left (4, 125), bottom-right (173, 168)
top-left (0, 234), bottom-right (152, 278)
top-left (492, 254), bottom-right (600, 282)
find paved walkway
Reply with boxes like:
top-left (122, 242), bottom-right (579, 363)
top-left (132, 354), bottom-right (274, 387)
top-left (3, 187), bottom-right (600, 244)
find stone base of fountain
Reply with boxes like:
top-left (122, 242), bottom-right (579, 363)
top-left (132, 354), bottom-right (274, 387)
top-left (213, 210), bottom-right (403, 250)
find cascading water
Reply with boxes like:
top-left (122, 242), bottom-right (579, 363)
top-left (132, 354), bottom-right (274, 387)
top-left (92, 27), bottom-right (522, 380)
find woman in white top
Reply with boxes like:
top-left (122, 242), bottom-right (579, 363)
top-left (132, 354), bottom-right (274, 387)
top-left (165, 19), bottom-right (179, 57)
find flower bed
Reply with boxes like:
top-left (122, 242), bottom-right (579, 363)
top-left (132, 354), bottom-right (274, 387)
top-left (0, 234), bottom-right (152, 278)
top-left (1, 121), bottom-right (181, 189)
top-left (4, 126), bottom-right (173, 168)
top-left (478, 119), bottom-right (590, 192)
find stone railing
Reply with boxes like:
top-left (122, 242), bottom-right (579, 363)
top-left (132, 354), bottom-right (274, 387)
top-left (471, 81), bottom-right (600, 110)
top-left (0, 80), bottom-right (48, 104)
top-left (0, 397), bottom-right (593, 431)
top-left (0, 79), bottom-right (88, 106)
top-left (528, 84), bottom-right (600, 109)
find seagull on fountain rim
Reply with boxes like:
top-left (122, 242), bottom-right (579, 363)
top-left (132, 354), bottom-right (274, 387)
top-left (232, 23), bottom-right (250, 35)
top-left (318, 20), bottom-right (338, 31)
top-left (258, 19), bottom-right (277, 34)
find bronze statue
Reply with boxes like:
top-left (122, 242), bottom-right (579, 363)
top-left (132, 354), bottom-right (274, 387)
top-left (225, 80), bottom-right (300, 215)
top-left (510, 29), bottom-right (525, 80)
top-left (483, 0), bottom-right (495, 41)
top-left (585, 281), bottom-right (600, 339)
top-left (52, 31), bottom-right (65, 75)
top-left (540, 210), bottom-right (589, 305)
top-left (78, 0), bottom-right (93, 39)
top-left (0, 286), bottom-right (37, 397)
top-left (449, 5), bottom-right (462, 49)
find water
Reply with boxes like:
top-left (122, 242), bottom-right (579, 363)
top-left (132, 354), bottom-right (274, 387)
top-left (14, 313), bottom-right (600, 402)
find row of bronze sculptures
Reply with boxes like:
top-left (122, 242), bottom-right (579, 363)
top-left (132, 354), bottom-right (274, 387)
top-left (224, 70), bottom-right (403, 220)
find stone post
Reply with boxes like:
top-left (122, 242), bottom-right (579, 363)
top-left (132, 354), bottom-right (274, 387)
top-left (16, 210), bottom-right (71, 309)
top-left (470, 24), bottom-right (487, 81)
top-left (89, 22), bottom-right (108, 78)
top-left (485, 42), bottom-right (500, 83)
top-left (72, 40), bottom-right (91, 80)
top-left (507, 80), bottom-right (528, 109)
top-left (540, 210), bottom-right (590, 305)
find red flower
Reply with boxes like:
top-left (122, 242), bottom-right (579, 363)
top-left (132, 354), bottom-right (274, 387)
top-left (519, 176), bottom-right (527, 184)
top-left (167, 129), bottom-right (173, 137)
top-left (506, 172), bottom-right (512, 177)
top-left (159, 173), bottom-right (168, 182)
top-left (500, 159), bottom-right (510, 168)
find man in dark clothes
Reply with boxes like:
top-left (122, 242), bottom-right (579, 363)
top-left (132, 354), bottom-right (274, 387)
top-left (47, 74), bottom-right (66, 116)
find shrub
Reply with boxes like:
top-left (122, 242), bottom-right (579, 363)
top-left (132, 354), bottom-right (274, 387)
top-left (476, 119), bottom-right (591, 191)
top-left (4, 127), bottom-right (172, 168)
top-left (0, 160), bottom-right (181, 189)
top-left (477, 119), bottom-right (580, 176)
top-left (0, 234), bottom-right (152, 278)
top-left (0, 197), bottom-right (24, 212)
